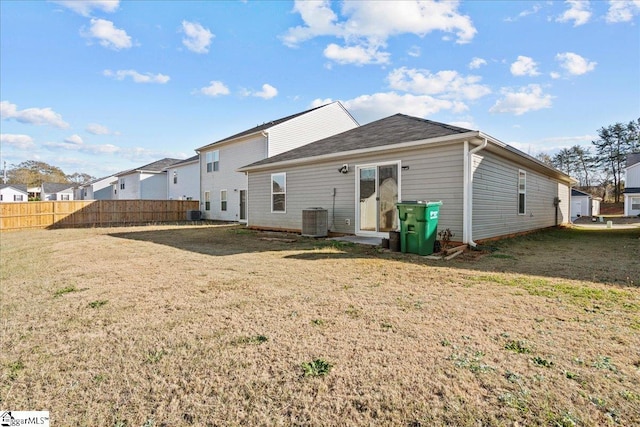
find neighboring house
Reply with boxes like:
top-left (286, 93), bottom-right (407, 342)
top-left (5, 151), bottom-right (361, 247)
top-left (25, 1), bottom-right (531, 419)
top-left (113, 158), bottom-right (183, 200)
top-left (76, 175), bottom-right (116, 200)
top-left (165, 155), bottom-right (199, 200)
top-left (238, 114), bottom-right (573, 244)
top-left (571, 189), bottom-right (600, 220)
top-left (195, 101), bottom-right (359, 222)
top-left (41, 182), bottom-right (75, 200)
top-left (623, 152), bottom-right (640, 216)
top-left (0, 184), bottom-right (28, 202)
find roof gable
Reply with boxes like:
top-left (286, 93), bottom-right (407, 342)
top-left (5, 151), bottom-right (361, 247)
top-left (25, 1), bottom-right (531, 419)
top-left (116, 158), bottom-right (183, 176)
top-left (195, 103), bottom-right (335, 151)
top-left (571, 189), bottom-right (592, 197)
top-left (0, 184), bottom-right (28, 193)
top-left (42, 182), bottom-right (74, 193)
top-left (627, 153), bottom-right (640, 168)
top-left (240, 114), bottom-right (472, 169)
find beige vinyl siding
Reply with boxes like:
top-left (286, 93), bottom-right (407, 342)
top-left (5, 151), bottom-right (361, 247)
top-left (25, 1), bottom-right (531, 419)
top-left (472, 150), bottom-right (570, 240)
top-left (267, 102), bottom-right (358, 157)
top-left (247, 143), bottom-right (465, 236)
top-left (200, 134), bottom-right (266, 220)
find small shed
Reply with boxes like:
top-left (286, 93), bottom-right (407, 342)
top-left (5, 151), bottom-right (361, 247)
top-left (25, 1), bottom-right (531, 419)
top-left (571, 189), bottom-right (597, 220)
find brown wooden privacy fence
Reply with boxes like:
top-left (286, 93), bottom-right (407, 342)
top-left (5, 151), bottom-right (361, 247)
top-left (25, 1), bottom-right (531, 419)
top-left (0, 200), bottom-right (200, 231)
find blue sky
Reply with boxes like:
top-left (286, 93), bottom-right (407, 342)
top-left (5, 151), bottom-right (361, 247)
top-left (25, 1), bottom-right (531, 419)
top-left (1, 0), bottom-right (639, 178)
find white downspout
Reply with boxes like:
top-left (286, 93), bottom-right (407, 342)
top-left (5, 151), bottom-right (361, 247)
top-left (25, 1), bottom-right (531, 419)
top-left (465, 138), bottom-right (488, 248)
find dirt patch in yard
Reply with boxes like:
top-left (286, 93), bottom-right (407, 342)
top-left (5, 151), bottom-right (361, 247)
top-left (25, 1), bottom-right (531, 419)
top-left (1, 224), bottom-right (638, 426)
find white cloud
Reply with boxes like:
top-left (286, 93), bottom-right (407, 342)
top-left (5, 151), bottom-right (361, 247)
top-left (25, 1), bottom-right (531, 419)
top-left (0, 133), bottom-right (35, 150)
top-left (0, 101), bottom-right (70, 128)
top-left (312, 91), bottom-right (467, 124)
top-left (103, 69), bottom-right (170, 84)
top-left (387, 67), bottom-right (491, 101)
top-left (181, 21), bottom-right (214, 54)
top-left (556, 0), bottom-right (592, 26)
top-left (51, 0), bottom-right (119, 17)
top-left (86, 123), bottom-right (115, 135)
top-left (198, 80), bottom-right (230, 97)
top-left (510, 56), bottom-right (540, 76)
top-left (82, 18), bottom-right (132, 50)
top-left (550, 71), bottom-right (561, 79)
top-left (254, 84), bottom-right (278, 100)
top-left (469, 57), bottom-right (487, 69)
top-left (408, 46), bottom-right (421, 57)
top-left (324, 43), bottom-right (390, 65)
top-left (44, 139), bottom-right (120, 154)
top-left (64, 134), bottom-right (83, 145)
top-left (282, 0), bottom-right (476, 65)
top-left (490, 84), bottom-right (553, 115)
top-left (555, 52), bottom-right (596, 75)
top-left (606, 0), bottom-right (640, 23)
top-left (504, 4), bottom-right (542, 22)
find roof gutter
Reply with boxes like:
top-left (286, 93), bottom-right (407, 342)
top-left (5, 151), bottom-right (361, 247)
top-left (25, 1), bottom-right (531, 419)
top-left (463, 138), bottom-right (488, 248)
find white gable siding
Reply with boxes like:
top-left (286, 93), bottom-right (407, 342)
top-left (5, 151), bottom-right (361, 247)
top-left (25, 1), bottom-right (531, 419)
top-left (0, 187), bottom-right (28, 202)
top-left (267, 103), bottom-right (358, 157)
top-left (140, 173), bottom-right (167, 199)
top-left (116, 174), bottom-right (140, 199)
top-left (247, 143), bottom-right (465, 236)
top-left (472, 151), bottom-right (570, 240)
top-left (91, 177), bottom-right (115, 200)
top-left (200, 134), bottom-right (267, 220)
top-left (168, 162), bottom-right (199, 200)
top-left (626, 163), bottom-right (640, 187)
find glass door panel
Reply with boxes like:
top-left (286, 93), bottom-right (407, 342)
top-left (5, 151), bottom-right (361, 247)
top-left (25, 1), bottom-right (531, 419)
top-left (359, 167), bottom-right (376, 231)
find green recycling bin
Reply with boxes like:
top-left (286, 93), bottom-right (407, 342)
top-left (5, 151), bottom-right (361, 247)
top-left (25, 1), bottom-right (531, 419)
top-left (396, 201), bottom-right (442, 256)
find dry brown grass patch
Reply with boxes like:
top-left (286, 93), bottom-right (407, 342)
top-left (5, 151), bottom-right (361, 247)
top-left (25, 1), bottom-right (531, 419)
top-left (1, 224), bottom-right (638, 426)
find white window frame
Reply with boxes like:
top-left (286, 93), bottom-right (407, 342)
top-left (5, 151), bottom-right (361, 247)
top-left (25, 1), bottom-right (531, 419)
top-left (631, 197), bottom-right (640, 211)
top-left (120, 179), bottom-right (125, 190)
top-left (518, 169), bottom-right (526, 215)
top-left (14, 194), bottom-right (23, 201)
top-left (61, 194), bottom-right (70, 201)
top-left (173, 170), bottom-right (178, 184)
top-left (271, 172), bottom-right (286, 213)
top-left (220, 190), bottom-right (227, 211)
top-left (204, 191), bottom-right (211, 211)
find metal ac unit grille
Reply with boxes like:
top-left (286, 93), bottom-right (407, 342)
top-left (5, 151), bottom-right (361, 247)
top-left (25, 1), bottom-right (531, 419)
top-left (302, 208), bottom-right (328, 237)
top-left (186, 210), bottom-right (201, 220)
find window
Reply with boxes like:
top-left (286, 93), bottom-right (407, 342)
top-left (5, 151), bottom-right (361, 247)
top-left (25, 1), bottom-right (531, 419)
top-left (173, 170), bottom-right (178, 184)
top-left (14, 195), bottom-right (24, 201)
top-left (518, 170), bottom-right (526, 215)
top-left (220, 190), bottom-right (227, 211)
top-left (206, 150), bottom-right (219, 172)
top-left (61, 194), bottom-right (70, 200)
top-left (204, 191), bottom-right (210, 211)
top-left (632, 197), bottom-right (640, 210)
top-left (120, 179), bottom-right (125, 190)
top-left (271, 173), bottom-right (286, 212)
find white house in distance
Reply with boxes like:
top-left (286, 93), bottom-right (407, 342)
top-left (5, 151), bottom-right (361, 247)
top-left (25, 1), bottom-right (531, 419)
top-left (195, 102), bottom-right (359, 222)
top-left (76, 175), bottom-right (116, 200)
top-left (238, 114), bottom-right (573, 244)
top-left (41, 182), bottom-right (75, 200)
top-left (165, 155), bottom-right (199, 200)
top-left (113, 158), bottom-right (183, 200)
top-left (623, 152), bottom-right (640, 216)
top-left (0, 184), bottom-right (28, 202)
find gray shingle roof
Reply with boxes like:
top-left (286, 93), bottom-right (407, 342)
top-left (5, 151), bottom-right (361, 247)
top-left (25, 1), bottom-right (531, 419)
top-left (0, 184), bottom-right (28, 192)
top-left (168, 155), bottom-right (199, 167)
top-left (241, 114), bottom-right (472, 169)
top-left (195, 104), bottom-right (331, 151)
top-left (571, 189), bottom-right (591, 197)
top-left (115, 158), bottom-right (183, 176)
top-left (627, 153), bottom-right (640, 168)
top-left (42, 182), bottom-right (74, 193)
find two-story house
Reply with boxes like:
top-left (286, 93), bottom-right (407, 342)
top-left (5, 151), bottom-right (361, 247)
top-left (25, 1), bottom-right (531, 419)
top-left (195, 102), bottom-right (359, 222)
top-left (113, 158), bottom-right (183, 200)
top-left (165, 155), bottom-right (199, 200)
top-left (76, 175), bottom-right (116, 200)
top-left (623, 152), bottom-right (640, 216)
